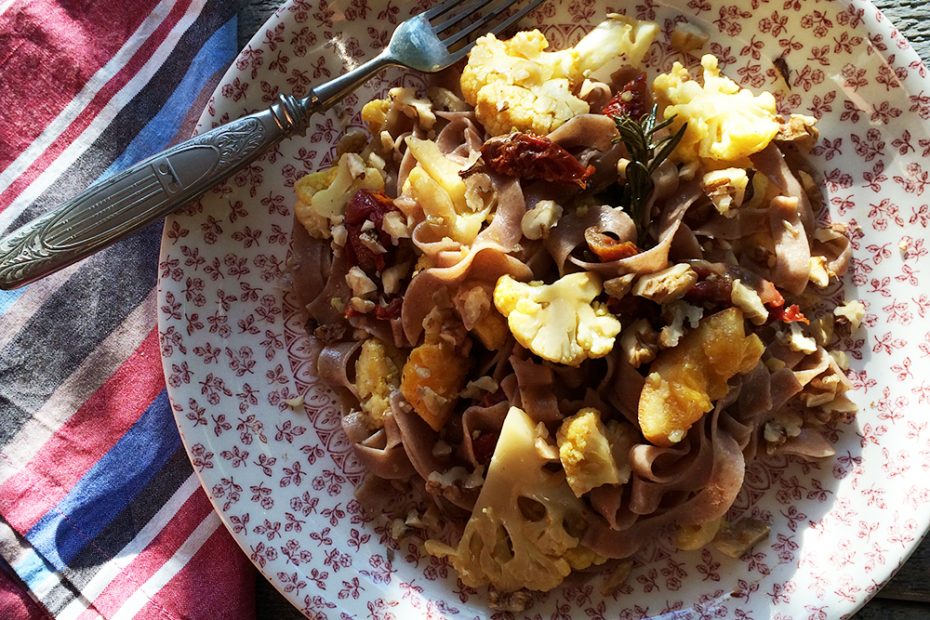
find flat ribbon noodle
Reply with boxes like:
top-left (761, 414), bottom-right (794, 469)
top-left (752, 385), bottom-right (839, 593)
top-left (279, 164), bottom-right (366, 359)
top-left (461, 400), bottom-right (510, 467)
top-left (306, 250), bottom-right (351, 325)
top-left (768, 194), bottom-right (812, 296)
top-left (317, 340), bottom-right (363, 399)
top-left (567, 180), bottom-right (703, 276)
top-left (547, 113), bottom-right (620, 152)
top-left (342, 410), bottom-right (415, 479)
top-left (546, 205), bottom-right (637, 274)
top-left (509, 355), bottom-right (563, 424)
top-left (401, 242), bottom-right (532, 343)
top-left (751, 143), bottom-right (815, 235)
top-left (289, 221), bottom-right (331, 310)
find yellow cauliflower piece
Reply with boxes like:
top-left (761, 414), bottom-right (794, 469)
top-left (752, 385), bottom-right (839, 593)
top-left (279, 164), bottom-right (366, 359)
top-left (355, 338), bottom-right (402, 429)
top-left (426, 406), bottom-right (593, 592)
top-left (493, 272), bottom-right (621, 367)
top-left (294, 153), bottom-right (384, 239)
top-left (461, 15), bottom-right (658, 136)
top-left (653, 54), bottom-right (779, 164)
top-left (556, 408), bottom-right (635, 497)
top-left (403, 136), bottom-right (489, 243)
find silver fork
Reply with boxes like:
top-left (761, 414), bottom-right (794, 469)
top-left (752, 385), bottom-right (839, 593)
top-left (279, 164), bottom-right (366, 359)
top-left (0, 0), bottom-right (544, 290)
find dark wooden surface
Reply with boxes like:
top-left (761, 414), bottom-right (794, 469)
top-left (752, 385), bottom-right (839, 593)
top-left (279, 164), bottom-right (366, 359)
top-left (235, 0), bottom-right (930, 617)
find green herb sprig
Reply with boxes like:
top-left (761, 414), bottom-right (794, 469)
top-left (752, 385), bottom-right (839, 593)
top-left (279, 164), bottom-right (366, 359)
top-left (612, 104), bottom-right (687, 245)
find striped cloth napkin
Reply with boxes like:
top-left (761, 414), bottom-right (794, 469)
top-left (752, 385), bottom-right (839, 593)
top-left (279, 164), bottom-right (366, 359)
top-left (0, 1), bottom-right (257, 617)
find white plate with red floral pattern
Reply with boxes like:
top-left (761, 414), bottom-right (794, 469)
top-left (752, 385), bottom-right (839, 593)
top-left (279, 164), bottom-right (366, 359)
top-left (157, 0), bottom-right (930, 617)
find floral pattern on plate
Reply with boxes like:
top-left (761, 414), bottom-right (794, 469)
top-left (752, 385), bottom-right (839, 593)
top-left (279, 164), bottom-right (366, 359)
top-left (158, 0), bottom-right (930, 617)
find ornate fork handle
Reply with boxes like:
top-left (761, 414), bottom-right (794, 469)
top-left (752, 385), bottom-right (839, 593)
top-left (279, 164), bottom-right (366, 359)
top-left (0, 53), bottom-right (390, 290)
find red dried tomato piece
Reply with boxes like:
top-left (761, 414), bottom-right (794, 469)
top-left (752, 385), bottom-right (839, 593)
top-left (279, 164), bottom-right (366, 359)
top-left (344, 189), bottom-right (397, 273)
top-left (471, 432), bottom-right (499, 466)
top-left (466, 133), bottom-right (595, 188)
top-left (684, 275), bottom-right (733, 306)
top-left (584, 228), bottom-right (639, 262)
top-left (601, 72), bottom-right (651, 120)
top-left (374, 297), bottom-right (403, 320)
top-left (772, 303), bottom-right (809, 324)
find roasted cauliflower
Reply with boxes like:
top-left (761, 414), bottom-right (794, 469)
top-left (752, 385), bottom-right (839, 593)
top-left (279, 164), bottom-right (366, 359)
top-left (460, 15), bottom-right (658, 136)
top-left (493, 272), bottom-right (621, 367)
top-left (355, 338), bottom-right (402, 429)
top-left (294, 153), bottom-right (384, 238)
top-left (426, 406), bottom-right (597, 592)
top-left (556, 408), bottom-right (635, 497)
top-left (403, 136), bottom-right (489, 244)
top-left (653, 54), bottom-right (779, 164)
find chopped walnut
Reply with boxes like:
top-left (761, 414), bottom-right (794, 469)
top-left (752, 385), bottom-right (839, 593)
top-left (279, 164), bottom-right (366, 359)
top-left (676, 517), bottom-right (723, 551)
top-left (834, 299), bottom-right (865, 331)
top-left (763, 408), bottom-right (803, 451)
top-left (730, 279), bottom-right (768, 326)
top-left (670, 22), bottom-right (709, 52)
top-left (521, 199), bottom-right (563, 240)
top-left (702, 168), bottom-right (749, 217)
top-left (489, 589), bottom-right (533, 613)
top-left (775, 114), bottom-right (819, 152)
top-left (808, 255), bottom-right (831, 287)
top-left (632, 263), bottom-right (698, 304)
top-left (712, 518), bottom-right (771, 558)
top-left (604, 273), bottom-right (635, 300)
top-left (345, 266), bottom-right (377, 298)
top-left (620, 318), bottom-right (658, 368)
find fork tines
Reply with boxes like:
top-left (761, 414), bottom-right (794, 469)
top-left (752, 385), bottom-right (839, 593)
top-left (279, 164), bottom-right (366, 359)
top-left (426, 0), bottom-right (546, 62)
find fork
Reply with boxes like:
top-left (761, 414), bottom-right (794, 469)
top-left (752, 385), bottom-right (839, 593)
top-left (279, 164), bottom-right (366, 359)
top-left (0, 0), bottom-right (544, 290)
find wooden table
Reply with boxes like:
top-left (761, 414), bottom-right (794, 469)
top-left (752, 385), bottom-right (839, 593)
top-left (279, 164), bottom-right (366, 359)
top-left (236, 0), bottom-right (930, 617)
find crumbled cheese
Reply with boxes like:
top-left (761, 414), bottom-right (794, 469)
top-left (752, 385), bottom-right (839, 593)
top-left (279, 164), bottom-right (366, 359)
top-left (834, 300), bottom-right (865, 331)
top-left (520, 200), bottom-right (563, 240)
top-left (730, 279), bottom-right (768, 325)
top-left (786, 322), bottom-right (817, 354)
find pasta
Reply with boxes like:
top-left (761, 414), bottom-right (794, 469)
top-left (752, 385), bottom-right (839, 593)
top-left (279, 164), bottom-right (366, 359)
top-left (289, 14), bottom-right (859, 603)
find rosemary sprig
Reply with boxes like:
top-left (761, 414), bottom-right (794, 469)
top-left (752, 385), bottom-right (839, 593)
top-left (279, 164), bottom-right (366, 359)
top-left (612, 104), bottom-right (688, 246)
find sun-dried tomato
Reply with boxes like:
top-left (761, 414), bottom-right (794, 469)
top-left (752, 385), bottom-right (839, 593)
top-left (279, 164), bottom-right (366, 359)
top-left (584, 228), bottom-right (639, 262)
top-left (684, 275), bottom-right (733, 306)
top-left (601, 72), bottom-right (651, 120)
top-left (464, 133), bottom-right (595, 188)
top-left (471, 431), bottom-right (498, 466)
top-left (772, 303), bottom-right (809, 324)
top-left (374, 297), bottom-right (403, 320)
top-left (344, 189), bottom-right (397, 273)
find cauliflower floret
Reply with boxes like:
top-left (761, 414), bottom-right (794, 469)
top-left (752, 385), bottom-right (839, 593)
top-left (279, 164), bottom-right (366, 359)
top-left (493, 272), bottom-right (621, 367)
top-left (355, 339), bottom-right (402, 428)
top-left (620, 318), bottom-right (658, 368)
top-left (775, 113), bottom-right (819, 152)
top-left (460, 16), bottom-right (658, 136)
top-left (556, 408), bottom-right (635, 497)
top-left (653, 54), bottom-right (779, 164)
top-left (361, 87), bottom-right (436, 134)
top-left (426, 406), bottom-right (595, 592)
top-left (294, 153), bottom-right (384, 239)
top-left (403, 136), bottom-right (489, 244)
top-left (702, 168), bottom-right (749, 217)
top-left (658, 300), bottom-right (704, 348)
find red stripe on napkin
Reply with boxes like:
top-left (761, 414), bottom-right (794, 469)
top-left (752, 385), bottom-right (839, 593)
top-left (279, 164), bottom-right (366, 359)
top-left (0, 328), bottom-right (163, 532)
top-left (134, 526), bottom-right (255, 620)
top-left (0, 0), bottom-right (193, 213)
top-left (0, 0), bottom-right (161, 171)
top-left (75, 487), bottom-right (215, 619)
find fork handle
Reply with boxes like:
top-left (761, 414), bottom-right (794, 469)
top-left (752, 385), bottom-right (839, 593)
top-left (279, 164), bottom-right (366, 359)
top-left (0, 52), bottom-right (392, 290)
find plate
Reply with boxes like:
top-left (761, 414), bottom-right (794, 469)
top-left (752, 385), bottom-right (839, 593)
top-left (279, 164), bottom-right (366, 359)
top-left (157, 0), bottom-right (930, 617)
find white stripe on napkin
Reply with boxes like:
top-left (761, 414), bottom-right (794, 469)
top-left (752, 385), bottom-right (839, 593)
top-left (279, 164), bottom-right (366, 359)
top-left (55, 474), bottom-right (202, 620)
top-left (0, 0), bottom-right (209, 233)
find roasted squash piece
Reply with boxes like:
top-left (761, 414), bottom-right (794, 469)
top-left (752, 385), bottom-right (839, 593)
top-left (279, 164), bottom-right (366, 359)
top-left (639, 307), bottom-right (763, 446)
top-left (400, 341), bottom-right (469, 431)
